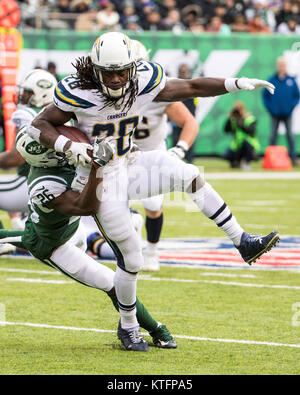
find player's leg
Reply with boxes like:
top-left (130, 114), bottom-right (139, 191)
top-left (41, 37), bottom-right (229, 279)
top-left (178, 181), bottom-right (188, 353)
top-left (141, 194), bottom-right (164, 271)
top-left (128, 150), bottom-right (279, 264)
top-left (0, 175), bottom-right (29, 255)
top-left (95, 167), bottom-right (148, 350)
top-left (0, 175), bottom-right (29, 213)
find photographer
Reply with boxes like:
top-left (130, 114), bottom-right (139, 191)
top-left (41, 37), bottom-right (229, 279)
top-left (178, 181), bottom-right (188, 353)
top-left (223, 101), bottom-right (260, 169)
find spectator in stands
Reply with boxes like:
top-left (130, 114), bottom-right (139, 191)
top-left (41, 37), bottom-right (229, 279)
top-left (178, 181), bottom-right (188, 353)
top-left (262, 56), bottom-right (300, 166)
top-left (223, 101), bottom-right (260, 170)
top-left (188, 21), bottom-right (205, 33)
top-left (275, 0), bottom-right (293, 27)
top-left (223, 0), bottom-right (243, 25)
top-left (206, 16), bottom-right (231, 34)
top-left (245, 0), bottom-right (276, 31)
top-left (96, 1), bottom-right (120, 30)
top-left (142, 9), bottom-right (165, 30)
top-left (248, 14), bottom-right (271, 33)
top-left (71, 0), bottom-right (96, 31)
top-left (121, 5), bottom-right (138, 28)
top-left (160, 0), bottom-right (178, 18)
top-left (230, 14), bottom-right (249, 32)
top-left (277, 16), bottom-right (300, 33)
top-left (56, 0), bottom-right (72, 13)
top-left (162, 9), bottom-right (185, 32)
top-left (172, 64), bottom-right (197, 164)
top-left (181, 4), bottom-right (203, 29)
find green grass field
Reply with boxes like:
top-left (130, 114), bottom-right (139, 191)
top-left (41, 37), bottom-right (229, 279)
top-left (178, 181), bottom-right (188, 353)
top-left (1, 159), bottom-right (300, 375)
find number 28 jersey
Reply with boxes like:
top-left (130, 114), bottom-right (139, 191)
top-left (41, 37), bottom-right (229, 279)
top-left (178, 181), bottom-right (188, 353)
top-left (53, 60), bottom-right (166, 164)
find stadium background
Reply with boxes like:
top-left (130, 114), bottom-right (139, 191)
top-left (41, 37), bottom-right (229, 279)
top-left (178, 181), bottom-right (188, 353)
top-left (19, 30), bottom-right (300, 156)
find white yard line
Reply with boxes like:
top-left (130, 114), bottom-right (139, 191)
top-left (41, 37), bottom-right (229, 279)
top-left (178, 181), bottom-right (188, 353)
top-left (1, 320), bottom-right (300, 349)
top-left (0, 267), bottom-right (255, 279)
top-left (5, 276), bottom-right (300, 290)
top-left (6, 278), bottom-right (73, 285)
top-left (0, 268), bottom-right (61, 275)
top-left (205, 172), bottom-right (300, 180)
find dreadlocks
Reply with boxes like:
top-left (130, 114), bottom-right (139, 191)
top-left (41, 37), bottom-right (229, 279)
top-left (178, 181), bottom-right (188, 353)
top-left (72, 56), bottom-right (139, 112)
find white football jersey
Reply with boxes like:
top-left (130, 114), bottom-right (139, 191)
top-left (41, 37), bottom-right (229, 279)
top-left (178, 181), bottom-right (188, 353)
top-left (11, 105), bottom-right (37, 129)
top-left (133, 101), bottom-right (169, 151)
top-left (53, 60), bottom-right (166, 165)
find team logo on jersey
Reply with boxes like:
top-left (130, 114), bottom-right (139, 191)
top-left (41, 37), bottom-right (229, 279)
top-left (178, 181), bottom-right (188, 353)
top-left (107, 112), bottom-right (128, 120)
top-left (25, 141), bottom-right (49, 155)
top-left (37, 79), bottom-right (54, 89)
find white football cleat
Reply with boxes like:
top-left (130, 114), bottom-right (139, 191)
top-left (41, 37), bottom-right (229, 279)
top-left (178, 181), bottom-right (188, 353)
top-left (0, 243), bottom-right (16, 256)
top-left (142, 248), bottom-right (160, 271)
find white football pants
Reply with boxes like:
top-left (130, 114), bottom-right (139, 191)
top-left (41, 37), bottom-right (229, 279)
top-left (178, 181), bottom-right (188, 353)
top-left (0, 175), bottom-right (29, 213)
top-left (43, 221), bottom-right (115, 292)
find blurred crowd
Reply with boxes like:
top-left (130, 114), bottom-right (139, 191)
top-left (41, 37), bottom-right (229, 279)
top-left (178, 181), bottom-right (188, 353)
top-left (17, 0), bottom-right (300, 34)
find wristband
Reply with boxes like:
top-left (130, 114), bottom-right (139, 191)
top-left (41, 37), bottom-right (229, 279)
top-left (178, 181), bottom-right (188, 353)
top-left (224, 78), bottom-right (240, 93)
top-left (54, 135), bottom-right (70, 152)
top-left (176, 140), bottom-right (189, 152)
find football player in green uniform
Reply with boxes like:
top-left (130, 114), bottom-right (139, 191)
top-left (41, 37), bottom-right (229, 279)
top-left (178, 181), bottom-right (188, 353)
top-left (0, 131), bottom-right (177, 351)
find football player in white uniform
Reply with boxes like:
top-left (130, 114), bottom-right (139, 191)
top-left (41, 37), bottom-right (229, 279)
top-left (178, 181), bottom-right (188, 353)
top-left (29, 32), bottom-right (279, 351)
top-left (132, 40), bottom-right (199, 271)
top-left (0, 69), bottom-right (57, 253)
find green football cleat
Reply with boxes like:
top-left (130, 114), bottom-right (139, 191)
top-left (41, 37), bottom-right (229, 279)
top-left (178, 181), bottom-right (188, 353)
top-left (150, 323), bottom-right (177, 349)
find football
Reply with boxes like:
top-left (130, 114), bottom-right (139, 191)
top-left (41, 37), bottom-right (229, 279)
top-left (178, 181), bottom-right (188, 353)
top-left (56, 125), bottom-right (90, 145)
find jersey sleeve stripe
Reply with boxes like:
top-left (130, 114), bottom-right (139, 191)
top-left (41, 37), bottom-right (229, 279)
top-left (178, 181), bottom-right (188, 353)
top-left (54, 81), bottom-right (95, 109)
top-left (28, 176), bottom-right (67, 193)
top-left (139, 62), bottom-right (164, 96)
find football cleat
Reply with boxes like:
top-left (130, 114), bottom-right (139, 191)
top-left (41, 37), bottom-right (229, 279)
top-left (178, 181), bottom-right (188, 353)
top-left (142, 248), bottom-right (160, 271)
top-left (117, 321), bottom-right (149, 351)
top-left (236, 231), bottom-right (280, 265)
top-left (150, 323), bottom-right (177, 349)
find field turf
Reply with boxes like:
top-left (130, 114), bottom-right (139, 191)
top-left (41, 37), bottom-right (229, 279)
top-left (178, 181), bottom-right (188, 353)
top-left (1, 158), bottom-right (300, 375)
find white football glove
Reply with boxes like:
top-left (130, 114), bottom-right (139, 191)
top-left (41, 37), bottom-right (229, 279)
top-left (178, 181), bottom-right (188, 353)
top-left (168, 140), bottom-right (188, 160)
top-left (93, 136), bottom-right (116, 167)
top-left (237, 78), bottom-right (275, 94)
top-left (65, 142), bottom-right (93, 167)
top-left (71, 164), bottom-right (91, 193)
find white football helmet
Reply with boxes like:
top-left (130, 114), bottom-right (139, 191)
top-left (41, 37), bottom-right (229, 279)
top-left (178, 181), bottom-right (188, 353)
top-left (90, 32), bottom-right (137, 99)
top-left (16, 128), bottom-right (67, 168)
top-left (131, 40), bottom-right (150, 62)
top-left (20, 69), bottom-right (57, 108)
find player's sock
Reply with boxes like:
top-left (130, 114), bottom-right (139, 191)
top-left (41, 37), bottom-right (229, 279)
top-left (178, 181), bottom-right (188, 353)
top-left (114, 266), bottom-right (138, 329)
top-left (108, 294), bottom-right (158, 332)
top-left (146, 214), bottom-right (163, 244)
top-left (0, 229), bottom-right (26, 249)
top-left (135, 297), bottom-right (158, 332)
top-left (189, 182), bottom-right (244, 246)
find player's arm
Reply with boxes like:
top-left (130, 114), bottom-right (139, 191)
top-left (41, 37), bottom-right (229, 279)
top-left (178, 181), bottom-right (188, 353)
top-left (0, 145), bottom-right (25, 169)
top-left (45, 166), bottom-right (102, 216)
top-left (166, 102), bottom-right (199, 159)
top-left (30, 104), bottom-right (92, 167)
top-left (31, 104), bottom-right (73, 148)
top-left (155, 77), bottom-right (275, 102)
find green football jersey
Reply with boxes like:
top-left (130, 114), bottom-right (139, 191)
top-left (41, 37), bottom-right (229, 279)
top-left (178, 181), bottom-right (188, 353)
top-left (22, 165), bottom-right (80, 260)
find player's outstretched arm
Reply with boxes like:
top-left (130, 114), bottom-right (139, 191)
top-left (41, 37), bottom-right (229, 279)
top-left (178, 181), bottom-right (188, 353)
top-left (45, 166), bottom-right (103, 216)
top-left (155, 77), bottom-right (275, 102)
